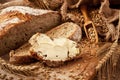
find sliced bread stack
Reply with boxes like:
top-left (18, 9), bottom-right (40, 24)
top-left (9, 22), bottom-right (82, 67)
top-left (0, 6), bottom-right (61, 55)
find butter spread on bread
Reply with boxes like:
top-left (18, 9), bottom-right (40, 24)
top-left (29, 33), bottom-right (80, 61)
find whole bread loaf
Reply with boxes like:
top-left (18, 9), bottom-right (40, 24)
top-left (0, 6), bottom-right (61, 55)
top-left (9, 22), bottom-right (82, 66)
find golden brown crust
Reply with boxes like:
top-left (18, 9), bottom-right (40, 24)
top-left (46, 22), bottom-right (82, 42)
top-left (0, 11), bottom-right (30, 37)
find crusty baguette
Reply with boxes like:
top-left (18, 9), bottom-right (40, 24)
top-left (0, 6), bottom-right (61, 56)
top-left (9, 22), bottom-right (82, 66)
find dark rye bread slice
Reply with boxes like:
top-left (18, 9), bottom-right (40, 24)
top-left (9, 22), bottom-right (82, 66)
top-left (0, 6), bottom-right (61, 56)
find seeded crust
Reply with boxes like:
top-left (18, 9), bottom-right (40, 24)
top-left (0, 6), bottom-right (61, 56)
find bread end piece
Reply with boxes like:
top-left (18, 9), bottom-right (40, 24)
top-left (9, 43), bottom-right (36, 64)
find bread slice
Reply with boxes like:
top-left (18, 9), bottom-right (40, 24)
top-left (0, 6), bottom-right (61, 55)
top-left (29, 33), bottom-right (80, 67)
top-left (9, 22), bottom-right (82, 66)
top-left (9, 43), bottom-right (36, 64)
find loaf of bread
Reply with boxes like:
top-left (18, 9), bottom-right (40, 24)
top-left (9, 22), bottom-right (82, 66)
top-left (0, 6), bottom-right (61, 55)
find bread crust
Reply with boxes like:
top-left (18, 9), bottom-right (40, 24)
top-left (46, 22), bottom-right (82, 42)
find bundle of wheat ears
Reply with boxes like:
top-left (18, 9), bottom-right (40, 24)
top-left (0, 0), bottom-right (120, 80)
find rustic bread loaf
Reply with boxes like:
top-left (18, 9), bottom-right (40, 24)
top-left (0, 6), bottom-right (61, 55)
top-left (9, 22), bottom-right (82, 66)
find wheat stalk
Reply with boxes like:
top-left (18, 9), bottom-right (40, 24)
top-left (0, 57), bottom-right (38, 76)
